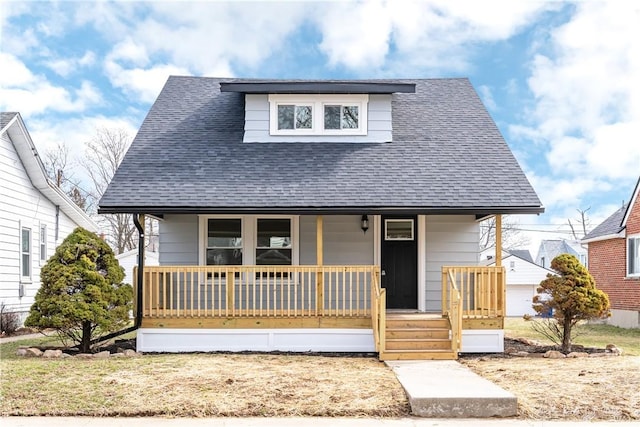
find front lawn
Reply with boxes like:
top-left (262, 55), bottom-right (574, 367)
top-left (505, 317), bottom-right (640, 355)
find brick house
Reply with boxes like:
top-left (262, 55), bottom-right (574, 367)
top-left (582, 176), bottom-right (640, 328)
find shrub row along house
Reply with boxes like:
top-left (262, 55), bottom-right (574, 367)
top-left (583, 176), bottom-right (640, 328)
top-left (98, 77), bottom-right (544, 359)
top-left (1, 112), bottom-right (99, 323)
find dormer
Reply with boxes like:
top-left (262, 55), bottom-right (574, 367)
top-left (220, 81), bottom-right (416, 143)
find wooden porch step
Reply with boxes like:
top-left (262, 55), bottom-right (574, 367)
top-left (385, 338), bottom-right (452, 350)
top-left (382, 313), bottom-right (455, 360)
top-left (381, 349), bottom-right (457, 360)
top-left (385, 317), bottom-right (449, 329)
top-left (386, 328), bottom-right (450, 339)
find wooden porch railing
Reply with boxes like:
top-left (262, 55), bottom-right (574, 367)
top-left (139, 265), bottom-right (379, 319)
top-left (370, 268), bottom-right (385, 352)
top-left (443, 269), bottom-right (463, 356)
top-left (441, 266), bottom-right (506, 318)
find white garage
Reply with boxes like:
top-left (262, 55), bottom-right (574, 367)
top-left (506, 285), bottom-right (537, 316)
top-left (487, 252), bottom-right (553, 317)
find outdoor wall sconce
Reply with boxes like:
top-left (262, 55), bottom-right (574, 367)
top-left (361, 214), bottom-right (369, 234)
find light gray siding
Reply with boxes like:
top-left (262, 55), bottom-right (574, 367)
top-left (243, 95), bottom-right (392, 143)
top-left (300, 215), bottom-right (374, 265)
top-left (159, 215), bottom-right (198, 265)
top-left (424, 215), bottom-right (479, 311)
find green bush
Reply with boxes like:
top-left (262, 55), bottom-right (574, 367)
top-left (25, 227), bottom-right (132, 353)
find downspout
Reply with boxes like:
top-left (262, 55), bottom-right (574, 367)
top-left (55, 205), bottom-right (60, 243)
top-left (90, 213), bottom-right (145, 346)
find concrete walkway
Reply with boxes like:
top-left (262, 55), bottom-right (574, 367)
top-left (1, 417), bottom-right (635, 426)
top-left (387, 360), bottom-right (517, 418)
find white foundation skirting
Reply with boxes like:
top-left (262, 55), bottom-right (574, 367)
top-left (137, 328), bottom-right (376, 353)
top-left (461, 329), bottom-right (504, 353)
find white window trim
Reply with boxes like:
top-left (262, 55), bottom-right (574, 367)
top-left (198, 215), bottom-right (299, 266)
top-left (627, 233), bottom-right (640, 278)
top-left (268, 94), bottom-right (368, 136)
top-left (39, 222), bottom-right (47, 264)
top-left (384, 219), bottom-right (415, 241)
top-left (20, 223), bottom-right (32, 283)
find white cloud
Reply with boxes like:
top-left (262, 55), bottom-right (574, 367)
top-left (525, 2), bottom-right (640, 175)
top-left (104, 59), bottom-right (191, 104)
top-left (0, 52), bottom-right (102, 115)
top-left (44, 51), bottom-right (96, 77)
top-left (315, 0), bottom-right (553, 72)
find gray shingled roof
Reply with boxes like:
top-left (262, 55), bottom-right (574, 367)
top-left (583, 205), bottom-right (626, 240)
top-left (0, 112), bottom-right (18, 130)
top-left (508, 249), bottom-right (533, 263)
top-left (99, 77), bottom-right (543, 215)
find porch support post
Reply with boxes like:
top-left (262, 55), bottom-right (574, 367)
top-left (495, 214), bottom-right (502, 267)
top-left (316, 215), bottom-right (324, 314)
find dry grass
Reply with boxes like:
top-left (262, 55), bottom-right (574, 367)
top-left (0, 353), bottom-right (408, 417)
top-left (462, 355), bottom-right (640, 420)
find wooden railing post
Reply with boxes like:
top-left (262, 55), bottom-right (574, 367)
top-left (226, 268), bottom-right (235, 316)
top-left (316, 216), bottom-right (324, 314)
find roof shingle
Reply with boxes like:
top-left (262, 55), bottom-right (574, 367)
top-left (99, 77), bottom-right (543, 215)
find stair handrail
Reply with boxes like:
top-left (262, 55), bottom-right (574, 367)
top-left (445, 269), bottom-right (462, 357)
top-left (370, 267), bottom-right (386, 354)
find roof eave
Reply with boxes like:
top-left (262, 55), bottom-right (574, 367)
top-left (219, 81), bottom-right (416, 94)
top-left (581, 230), bottom-right (626, 244)
top-left (98, 205), bottom-right (545, 216)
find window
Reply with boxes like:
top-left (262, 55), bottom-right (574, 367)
top-left (256, 219), bottom-right (291, 265)
top-left (324, 105), bottom-right (359, 130)
top-left (269, 94), bottom-right (368, 136)
top-left (206, 219), bottom-right (242, 265)
top-left (40, 224), bottom-right (47, 262)
top-left (21, 227), bottom-right (31, 279)
top-left (278, 104), bottom-right (312, 130)
top-left (385, 219), bottom-right (414, 241)
top-left (629, 236), bottom-right (640, 277)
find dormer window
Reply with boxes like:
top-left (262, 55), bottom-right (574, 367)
top-left (269, 94), bottom-right (368, 136)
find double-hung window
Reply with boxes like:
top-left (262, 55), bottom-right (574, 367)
top-left (206, 219), bottom-right (242, 266)
top-left (256, 219), bottom-right (292, 265)
top-left (21, 227), bottom-right (31, 280)
top-left (629, 235), bottom-right (640, 277)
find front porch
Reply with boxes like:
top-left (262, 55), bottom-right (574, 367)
top-left (134, 264), bottom-right (505, 359)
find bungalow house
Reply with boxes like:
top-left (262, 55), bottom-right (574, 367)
top-left (98, 77), bottom-right (544, 359)
top-left (1, 112), bottom-right (99, 323)
top-left (582, 176), bottom-right (640, 328)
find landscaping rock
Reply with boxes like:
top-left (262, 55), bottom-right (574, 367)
top-left (76, 353), bottom-right (94, 359)
top-left (544, 350), bottom-right (565, 359)
top-left (15, 348), bottom-right (27, 357)
top-left (605, 344), bottom-right (622, 355)
top-left (512, 351), bottom-right (529, 357)
top-left (42, 349), bottom-right (63, 358)
top-left (588, 352), bottom-right (607, 358)
top-left (25, 348), bottom-right (43, 357)
top-left (111, 353), bottom-right (126, 358)
top-left (123, 349), bottom-right (138, 357)
top-left (567, 352), bottom-right (588, 358)
top-left (93, 351), bottom-right (111, 359)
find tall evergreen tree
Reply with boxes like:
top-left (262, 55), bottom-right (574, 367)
top-left (25, 227), bottom-right (132, 353)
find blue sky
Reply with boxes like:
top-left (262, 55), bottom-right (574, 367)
top-left (1, 0), bottom-right (639, 253)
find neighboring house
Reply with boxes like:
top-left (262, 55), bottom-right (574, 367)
top-left (115, 248), bottom-right (159, 286)
top-left (0, 112), bottom-right (99, 323)
top-left (484, 250), bottom-right (552, 317)
top-left (98, 77), bottom-right (544, 359)
top-left (535, 239), bottom-right (587, 268)
top-left (582, 176), bottom-right (640, 328)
